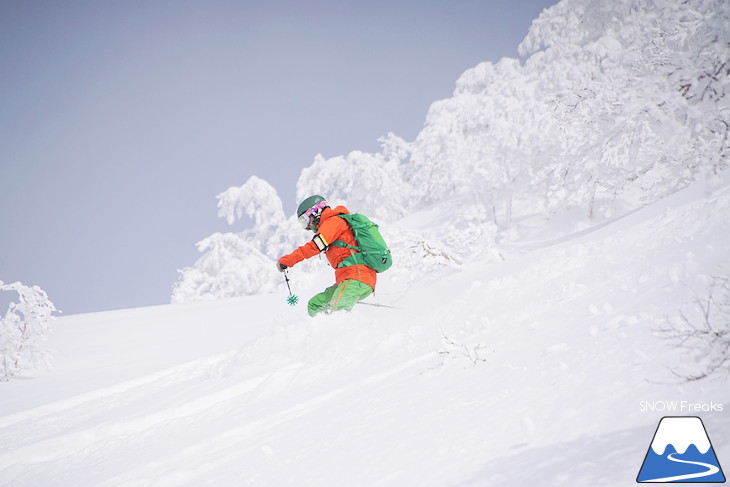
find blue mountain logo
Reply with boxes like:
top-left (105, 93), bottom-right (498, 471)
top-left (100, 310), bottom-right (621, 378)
top-left (637, 416), bottom-right (726, 483)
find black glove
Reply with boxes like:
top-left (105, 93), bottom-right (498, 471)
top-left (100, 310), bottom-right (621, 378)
top-left (276, 261), bottom-right (288, 272)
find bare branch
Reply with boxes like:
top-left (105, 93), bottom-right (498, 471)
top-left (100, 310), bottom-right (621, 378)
top-left (659, 271), bottom-right (730, 382)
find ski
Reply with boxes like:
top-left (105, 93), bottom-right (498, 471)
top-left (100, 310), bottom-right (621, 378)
top-left (358, 301), bottom-right (401, 309)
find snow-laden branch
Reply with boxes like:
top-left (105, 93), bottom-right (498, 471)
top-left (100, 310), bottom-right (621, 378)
top-left (0, 281), bottom-right (57, 381)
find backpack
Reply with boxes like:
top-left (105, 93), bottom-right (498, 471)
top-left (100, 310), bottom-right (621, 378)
top-left (330, 213), bottom-right (392, 273)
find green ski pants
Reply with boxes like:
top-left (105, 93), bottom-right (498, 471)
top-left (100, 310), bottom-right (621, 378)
top-left (307, 279), bottom-right (374, 317)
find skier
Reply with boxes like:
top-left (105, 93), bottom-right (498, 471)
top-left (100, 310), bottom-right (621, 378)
top-left (276, 195), bottom-right (376, 316)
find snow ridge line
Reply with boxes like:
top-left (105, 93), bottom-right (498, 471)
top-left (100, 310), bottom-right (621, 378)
top-left (497, 175), bottom-right (728, 253)
top-left (0, 349), bottom-right (241, 430)
top-left (0, 352), bottom-right (435, 472)
top-left (99, 352), bottom-right (438, 486)
top-left (0, 361), bottom-right (303, 470)
top-left (497, 206), bottom-right (643, 252)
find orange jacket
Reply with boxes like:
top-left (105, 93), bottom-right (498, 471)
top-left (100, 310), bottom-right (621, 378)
top-left (279, 206), bottom-right (377, 290)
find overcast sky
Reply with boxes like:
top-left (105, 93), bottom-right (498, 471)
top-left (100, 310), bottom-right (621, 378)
top-left (1, 0), bottom-right (557, 315)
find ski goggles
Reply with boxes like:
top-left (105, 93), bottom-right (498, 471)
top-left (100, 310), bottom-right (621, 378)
top-left (298, 200), bottom-right (328, 229)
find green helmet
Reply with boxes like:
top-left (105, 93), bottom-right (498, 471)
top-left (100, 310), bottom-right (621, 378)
top-left (297, 195), bottom-right (327, 217)
top-left (296, 195), bottom-right (328, 230)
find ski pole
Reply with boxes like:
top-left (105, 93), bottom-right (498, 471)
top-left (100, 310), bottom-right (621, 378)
top-left (283, 269), bottom-right (299, 306)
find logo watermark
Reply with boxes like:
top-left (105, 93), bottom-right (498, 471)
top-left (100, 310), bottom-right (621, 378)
top-left (636, 416), bottom-right (726, 483)
top-left (639, 401), bottom-right (724, 413)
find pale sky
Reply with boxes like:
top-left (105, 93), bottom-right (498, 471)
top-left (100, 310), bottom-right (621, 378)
top-left (0, 0), bottom-right (557, 315)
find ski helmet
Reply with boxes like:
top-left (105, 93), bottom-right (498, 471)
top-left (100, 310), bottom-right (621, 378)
top-left (296, 195), bottom-right (328, 230)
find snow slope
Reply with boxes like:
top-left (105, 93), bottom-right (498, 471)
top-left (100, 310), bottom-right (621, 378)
top-left (1, 173), bottom-right (729, 486)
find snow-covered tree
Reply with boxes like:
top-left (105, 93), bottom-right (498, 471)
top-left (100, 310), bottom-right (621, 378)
top-left (171, 233), bottom-right (280, 302)
top-left (172, 176), bottom-right (317, 303)
top-left (215, 175), bottom-right (298, 259)
top-left (517, 0), bottom-right (729, 214)
top-left (0, 281), bottom-right (56, 381)
top-left (402, 0), bottom-right (728, 221)
top-left (296, 147), bottom-right (408, 223)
